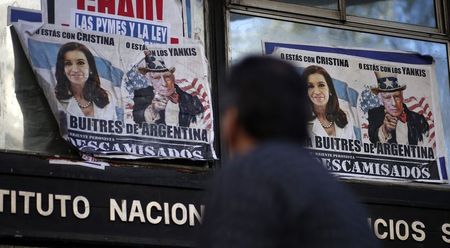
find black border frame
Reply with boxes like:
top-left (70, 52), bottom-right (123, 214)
top-left (1, 0), bottom-right (450, 247)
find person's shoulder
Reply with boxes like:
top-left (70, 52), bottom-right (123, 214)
top-left (228, 142), bottom-right (325, 183)
top-left (244, 142), bottom-right (312, 165)
top-left (175, 84), bottom-right (193, 97)
top-left (405, 105), bottom-right (423, 118)
top-left (134, 86), bottom-right (153, 93)
top-left (405, 106), bottom-right (428, 124)
top-left (217, 142), bottom-right (328, 209)
top-left (134, 86), bottom-right (154, 96)
top-left (368, 105), bottom-right (384, 115)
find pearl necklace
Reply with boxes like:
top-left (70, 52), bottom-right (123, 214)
top-left (319, 119), bottom-right (334, 129)
top-left (75, 98), bottom-right (92, 108)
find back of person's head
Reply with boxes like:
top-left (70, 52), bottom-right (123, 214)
top-left (222, 56), bottom-right (309, 144)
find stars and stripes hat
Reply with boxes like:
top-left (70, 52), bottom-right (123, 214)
top-left (138, 51), bottom-right (175, 74)
top-left (371, 71), bottom-right (406, 94)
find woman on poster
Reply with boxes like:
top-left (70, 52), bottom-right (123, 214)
top-left (55, 42), bottom-right (116, 119)
top-left (301, 65), bottom-right (355, 139)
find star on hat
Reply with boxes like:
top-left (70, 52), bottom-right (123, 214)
top-left (371, 70), bottom-right (406, 94)
top-left (138, 51), bottom-right (175, 75)
top-left (384, 78), bottom-right (395, 89)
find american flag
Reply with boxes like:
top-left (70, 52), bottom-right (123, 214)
top-left (404, 96), bottom-right (436, 149)
top-left (359, 86), bottom-right (381, 114)
top-left (177, 78), bottom-right (213, 130)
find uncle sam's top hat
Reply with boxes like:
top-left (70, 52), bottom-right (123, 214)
top-left (371, 71), bottom-right (406, 94)
top-left (138, 51), bottom-right (175, 75)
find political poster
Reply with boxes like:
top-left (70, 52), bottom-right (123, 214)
top-left (7, 6), bottom-right (42, 25)
top-left (42, 0), bottom-right (203, 44)
top-left (265, 42), bottom-right (446, 182)
top-left (13, 21), bottom-right (216, 160)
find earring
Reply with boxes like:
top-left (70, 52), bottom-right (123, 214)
top-left (89, 71), bottom-right (93, 75)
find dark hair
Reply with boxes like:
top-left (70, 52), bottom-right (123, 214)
top-left (222, 56), bottom-right (309, 144)
top-left (55, 42), bottom-right (109, 108)
top-left (301, 65), bottom-right (348, 128)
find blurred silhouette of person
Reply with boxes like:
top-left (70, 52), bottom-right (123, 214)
top-left (198, 56), bottom-right (378, 248)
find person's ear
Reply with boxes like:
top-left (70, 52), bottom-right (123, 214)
top-left (399, 91), bottom-right (405, 100)
top-left (221, 106), bottom-right (239, 156)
